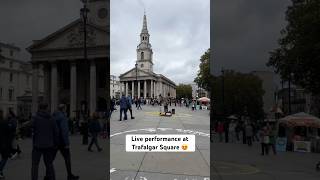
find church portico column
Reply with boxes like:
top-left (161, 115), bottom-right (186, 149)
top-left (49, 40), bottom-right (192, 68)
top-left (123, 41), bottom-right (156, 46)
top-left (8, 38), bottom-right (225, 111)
top-left (89, 60), bottom-right (97, 115)
top-left (50, 62), bottom-right (58, 113)
top-left (132, 81), bottom-right (135, 97)
top-left (151, 80), bottom-right (154, 98)
top-left (138, 81), bottom-right (141, 98)
top-left (70, 61), bottom-right (77, 118)
top-left (125, 81), bottom-right (128, 96)
top-left (31, 63), bottom-right (39, 114)
top-left (144, 80), bottom-right (147, 98)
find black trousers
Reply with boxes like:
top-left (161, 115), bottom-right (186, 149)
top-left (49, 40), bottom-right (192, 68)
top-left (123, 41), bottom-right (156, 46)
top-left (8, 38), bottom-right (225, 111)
top-left (31, 147), bottom-right (56, 180)
top-left (246, 136), bottom-right (252, 146)
top-left (261, 143), bottom-right (269, 155)
top-left (53, 146), bottom-right (73, 176)
top-left (88, 133), bottom-right (101, 150)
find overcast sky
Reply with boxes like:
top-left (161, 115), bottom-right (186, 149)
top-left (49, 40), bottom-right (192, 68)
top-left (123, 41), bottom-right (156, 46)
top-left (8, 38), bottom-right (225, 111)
top-left (110, 0), bottom-right (210, 84)
top-left (0, 0), bottom-right (82, 60)
top-left (212, 0), bottom-right (291, 76)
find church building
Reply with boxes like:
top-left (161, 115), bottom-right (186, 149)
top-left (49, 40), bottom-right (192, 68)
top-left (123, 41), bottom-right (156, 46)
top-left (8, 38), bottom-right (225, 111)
top-left (28, 0), bottom-right (109, 117)
top-left (119, 13), bottom-right (176, 99)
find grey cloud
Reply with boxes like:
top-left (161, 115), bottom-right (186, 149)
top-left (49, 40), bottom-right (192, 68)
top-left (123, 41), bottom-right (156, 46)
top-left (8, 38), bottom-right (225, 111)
top-left (111, 0), bottom-right (210, 84)
top-left (212, 0), bottom-right (291, 75)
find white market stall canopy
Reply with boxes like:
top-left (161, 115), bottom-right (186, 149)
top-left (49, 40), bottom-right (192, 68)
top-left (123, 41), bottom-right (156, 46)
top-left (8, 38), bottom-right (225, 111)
top-left (279, 112), bottom-right (320, 128)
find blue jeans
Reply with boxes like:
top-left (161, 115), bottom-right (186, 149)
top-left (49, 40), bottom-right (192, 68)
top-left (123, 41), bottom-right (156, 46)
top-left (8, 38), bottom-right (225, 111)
top-left (120, 108), bottom-right (127, 120)
top-left (0, 154), bottom-right (8, 172)
top-left (31, 147), bottom-right (56, 180)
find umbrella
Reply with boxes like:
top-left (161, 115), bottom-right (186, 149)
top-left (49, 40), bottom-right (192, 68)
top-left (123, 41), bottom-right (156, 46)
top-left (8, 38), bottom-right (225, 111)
top-left (278, 112), bottom-right (320, 128)
top-left (227, 115), bottom-right (238, 120)
top-left (198, 97), bottom-right (210, 102)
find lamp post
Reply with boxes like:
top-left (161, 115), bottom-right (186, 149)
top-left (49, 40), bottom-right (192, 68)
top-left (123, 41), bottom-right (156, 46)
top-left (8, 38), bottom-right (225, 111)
top-left (135, 62), bottom-right (138, 98)
top-left (288, 72), bottom-right (293, 115)
top-left (221, 68), bottom-right (225, 118)
top-left (80, 0), bottom-right (89, 145)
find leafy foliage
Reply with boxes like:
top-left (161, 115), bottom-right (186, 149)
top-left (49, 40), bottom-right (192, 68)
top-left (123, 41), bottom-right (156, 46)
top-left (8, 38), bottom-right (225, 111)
top-left (194, 49), bottom-right (213, 91)
top-left (176, 84), bottom-right (193, 99)
top-left (267, 0), bottom-right (320, 95)
top-left (212, 70), bottom-right (265, 120)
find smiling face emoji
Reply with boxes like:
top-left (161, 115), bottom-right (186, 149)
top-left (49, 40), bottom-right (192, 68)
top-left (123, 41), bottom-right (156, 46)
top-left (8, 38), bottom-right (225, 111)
top-left (181, 144), bottom-right (188, 150)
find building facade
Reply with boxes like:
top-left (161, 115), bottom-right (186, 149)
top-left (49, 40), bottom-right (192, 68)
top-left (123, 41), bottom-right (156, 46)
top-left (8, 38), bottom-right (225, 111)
top-left (252, 71), bottom-right (277, 118)
top-left (110, 75), bottom-right (121, 99)
top-left (119, 13), bottom-right (176, 99)
top-left (191, 83), bottom-right (208, 98)
top-left (27, 0), bottom-right (109, 117)
top-left (0, 42), bottom-right (43, 116)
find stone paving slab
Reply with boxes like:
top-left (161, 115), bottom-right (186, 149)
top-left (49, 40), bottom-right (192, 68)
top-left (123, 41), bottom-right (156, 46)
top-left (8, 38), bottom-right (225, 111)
top-left (110, 105), bottom-right (211, 180)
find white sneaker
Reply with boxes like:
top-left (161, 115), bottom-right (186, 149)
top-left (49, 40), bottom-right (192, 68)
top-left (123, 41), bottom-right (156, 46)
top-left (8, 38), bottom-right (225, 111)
top-left (10, 152), bottom-right (18, 160)
top-left (0, 172), bottom-right (4, 179)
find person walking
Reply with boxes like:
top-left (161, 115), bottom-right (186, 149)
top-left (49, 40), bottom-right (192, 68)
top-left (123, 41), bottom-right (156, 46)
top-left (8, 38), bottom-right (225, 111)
top-left (245, 122), bottom-right (253, 146)
top-left (119, 94), bottom-right (128, 121)
top-left (229, 120), bottom-right (237, 143)
top-left (79, 111), bottom-right (88, 145)
top-left (269, 125), bottom-right (277, 155)
top-left (217, 121), bottom-right (224, 142)
top-left (0, 110), bottom-right (11, 179)
top-left (7, 110), bottom-right (22, 159)
top-left (260, 125), bottom-right (270, 156)
top-left (137, 98), bottom-right (142, 110)
top-left (31, 103), bottom-right (59, 180)
top-left (127, 95), bottom-right (135, 119)
top-left (52, 104), bottom-right (79, 180)
top-left (88, 113), bottom-right (102, 152)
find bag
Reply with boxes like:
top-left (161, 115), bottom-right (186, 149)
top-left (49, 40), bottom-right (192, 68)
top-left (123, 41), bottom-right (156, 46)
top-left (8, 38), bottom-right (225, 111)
top-left (263, 136), bottom-right (270, 144)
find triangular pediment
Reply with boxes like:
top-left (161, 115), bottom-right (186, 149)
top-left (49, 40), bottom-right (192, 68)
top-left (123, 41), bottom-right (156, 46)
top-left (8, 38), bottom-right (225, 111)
top-left (120, 68), bottom-right (155, 79)
top-left (28, 19), bottom-right (108, 52)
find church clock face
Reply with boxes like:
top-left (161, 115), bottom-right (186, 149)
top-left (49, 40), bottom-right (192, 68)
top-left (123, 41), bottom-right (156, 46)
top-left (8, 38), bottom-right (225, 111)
top-left (98, 8), bottom-right (108, 19)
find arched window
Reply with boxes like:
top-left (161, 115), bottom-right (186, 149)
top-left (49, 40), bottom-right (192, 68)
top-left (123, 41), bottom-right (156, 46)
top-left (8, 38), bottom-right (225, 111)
top-left (141, 52), bottom-right (144, 60)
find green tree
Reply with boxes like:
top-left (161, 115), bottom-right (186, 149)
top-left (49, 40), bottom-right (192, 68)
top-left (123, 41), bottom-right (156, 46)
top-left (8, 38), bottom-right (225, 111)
top-left (267, 0), bottom-right (320, 95)
top-left (212, 70), bottom-right (265, 120)
top-left (176, 84), bottom-right (192, 99)
top-left (194, 49), bottom-right (213, 91)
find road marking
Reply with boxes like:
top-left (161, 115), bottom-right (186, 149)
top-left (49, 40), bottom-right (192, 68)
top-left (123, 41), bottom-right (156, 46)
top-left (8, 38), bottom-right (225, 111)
top-left (110, 168), bottom-right (116, 173)
top-left (110, 128), bottom-right (259, 176)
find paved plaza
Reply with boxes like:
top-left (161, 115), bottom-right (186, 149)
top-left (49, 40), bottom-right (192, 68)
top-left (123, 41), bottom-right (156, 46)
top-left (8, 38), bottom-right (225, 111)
top-left (4, 136), bottom-right (109, 180)
top-left (211, 138), bottom-right (320, 180)
top-left (110, 105), bottom-right (210, 180)
top-left (3, 105), bottom-right (320, 180)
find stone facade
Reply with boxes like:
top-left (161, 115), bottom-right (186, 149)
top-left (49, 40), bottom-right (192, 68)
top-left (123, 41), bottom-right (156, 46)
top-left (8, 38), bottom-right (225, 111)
top-left (0, 42), bottom-right (44, 116)
top-left (119, 13), bottom-right (176, 99)
top-left (27, 0), bottom-right (109, 117)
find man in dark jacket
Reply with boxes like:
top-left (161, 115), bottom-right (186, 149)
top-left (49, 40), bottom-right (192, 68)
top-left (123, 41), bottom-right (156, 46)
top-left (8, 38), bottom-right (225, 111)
top-left (52, 104), bottom-right (79, 180)
top-left (88, 112), bottom-right (102, 152)
top-left (0, 110), bottom-right (11, 179)
top-left (119, 94), bottom-right (128, 121)
top-left (31, 103), bottom-right (59, 180)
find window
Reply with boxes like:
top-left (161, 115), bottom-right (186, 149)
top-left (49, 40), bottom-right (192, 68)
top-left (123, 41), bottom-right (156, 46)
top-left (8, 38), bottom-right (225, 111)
top-left (9, 73), bottom-right (13, 82)
top-left (8, 88), bottom-right (14, 101)
top-left (141, 52), bottom-right (144, 60)
top-left (9, 61), bottom-right (13, 68)
top-left (141, 64), bottom-right (144, 68)
top-left (10, 50), bottom-right (13, 56)
top-left (0, 88), bottom-right (2, 99)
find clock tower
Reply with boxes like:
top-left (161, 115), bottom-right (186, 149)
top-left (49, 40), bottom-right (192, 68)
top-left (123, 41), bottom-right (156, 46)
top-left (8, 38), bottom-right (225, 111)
top-left (86, 0), bottom-right (108, 28)
top-left (137, 13), bottom-right (153, 72)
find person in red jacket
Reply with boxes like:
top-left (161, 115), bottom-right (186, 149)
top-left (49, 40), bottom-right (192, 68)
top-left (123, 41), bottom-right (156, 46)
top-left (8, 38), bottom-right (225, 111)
top-left (217, 121), bottom-right (224, 142)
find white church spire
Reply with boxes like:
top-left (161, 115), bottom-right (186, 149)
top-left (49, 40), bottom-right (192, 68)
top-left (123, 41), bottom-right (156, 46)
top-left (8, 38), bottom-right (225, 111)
top-left (137, 12), bottom-right (153, 72)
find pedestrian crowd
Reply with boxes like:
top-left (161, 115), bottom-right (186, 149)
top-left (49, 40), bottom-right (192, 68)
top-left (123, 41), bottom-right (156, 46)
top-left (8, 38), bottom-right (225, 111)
top-left (0, 102), bottom-right (106, 180)
top-left (214, 119), bottom-right (277, 156)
